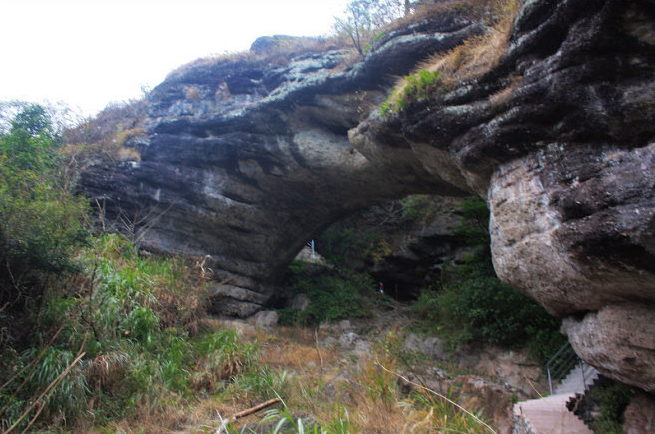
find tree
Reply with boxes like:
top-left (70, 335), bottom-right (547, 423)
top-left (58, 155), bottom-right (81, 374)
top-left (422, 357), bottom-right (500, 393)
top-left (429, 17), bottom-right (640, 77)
top-left (0, 103), bottom-right (88, 307)
top-left (334, 0), bottom-right (407, 55)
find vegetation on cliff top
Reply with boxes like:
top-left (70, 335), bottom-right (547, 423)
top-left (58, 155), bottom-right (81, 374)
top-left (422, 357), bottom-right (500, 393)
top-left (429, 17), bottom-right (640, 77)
top-left (167, 0), bottom-right (507, 81)
top-left (380, 0), bottom-right (520, 117)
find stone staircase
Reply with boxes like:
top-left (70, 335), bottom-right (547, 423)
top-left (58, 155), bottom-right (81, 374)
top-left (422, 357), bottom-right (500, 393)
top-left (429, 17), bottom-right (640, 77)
top-left (513, 363), bottom-right (600, 434)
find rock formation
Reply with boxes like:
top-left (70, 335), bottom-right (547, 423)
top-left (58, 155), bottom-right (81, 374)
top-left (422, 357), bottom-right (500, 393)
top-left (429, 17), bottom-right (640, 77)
top-left (315, 195), bottom-right (469, 299)
top-left (354, 0), bottom-right (655, 394)
top-left (82, 10), bottom-right (482, 316)
top-left (81, 0), bottom-right (655, 402)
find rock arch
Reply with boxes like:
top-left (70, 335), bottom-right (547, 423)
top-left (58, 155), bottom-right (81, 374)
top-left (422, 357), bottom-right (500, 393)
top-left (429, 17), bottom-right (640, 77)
top-left (82, 0), bottom-right (655, 393)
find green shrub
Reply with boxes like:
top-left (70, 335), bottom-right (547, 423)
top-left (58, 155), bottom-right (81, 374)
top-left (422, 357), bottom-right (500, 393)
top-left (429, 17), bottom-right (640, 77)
top-left (0, 346), bottom-right (89, 431)
top-left (413, 197), bottom-right (565, 361)
top-left (379, 70), bottom-right (444, 116)
top-left (0, 104), bottom-right (88, 305)
top-left (283, 262), bottom-right (374, 325)
top-left (195, 328), bottom-right (258, 381)
top-left (591, 381), bottom-right (634, 434)
top-left (400, 194), bottom-right (434, 221)
top-left (316, 223), bottom-right (381, 268)
top-left (231, 367), bottom-right (288, 401)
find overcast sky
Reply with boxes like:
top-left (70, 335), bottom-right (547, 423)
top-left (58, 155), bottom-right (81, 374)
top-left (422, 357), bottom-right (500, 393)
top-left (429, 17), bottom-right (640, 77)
top-left (0, 0), bottom-right (350, 117)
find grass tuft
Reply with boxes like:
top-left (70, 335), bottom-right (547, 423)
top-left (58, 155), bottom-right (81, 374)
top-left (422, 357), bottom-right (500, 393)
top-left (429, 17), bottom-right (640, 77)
top-left (380, 0), bottom-right (520, 117)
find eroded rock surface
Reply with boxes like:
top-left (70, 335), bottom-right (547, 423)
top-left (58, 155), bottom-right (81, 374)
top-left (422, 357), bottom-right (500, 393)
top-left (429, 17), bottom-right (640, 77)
top-left (81, 13), bottom-right (481, 316)
top-left (355, 0), bottom-right (655, 395)
top-left (82, 0), bottom-right (655, 400)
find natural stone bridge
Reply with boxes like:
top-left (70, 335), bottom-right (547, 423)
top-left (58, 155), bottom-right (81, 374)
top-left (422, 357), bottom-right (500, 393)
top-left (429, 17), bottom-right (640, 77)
top-left (82, 0), bottom-right (655, 396)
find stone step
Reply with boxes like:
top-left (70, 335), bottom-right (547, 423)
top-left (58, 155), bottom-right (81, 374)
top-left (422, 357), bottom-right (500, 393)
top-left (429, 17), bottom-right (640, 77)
top-left (514, 394), bottom-right (594, 434)
top-left (554, 364), bottom-right (599, 395)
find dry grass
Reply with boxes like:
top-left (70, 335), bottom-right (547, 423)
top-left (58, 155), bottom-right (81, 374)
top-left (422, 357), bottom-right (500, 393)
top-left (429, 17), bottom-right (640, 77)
top-left (63, 99), bottom-right (147, 164)
top-left (419, 0), bottom-right (518, 86)
top-left (166, 36), bottom-right (352, 81)
top-left (386, 0), bottom-right (495, 33)
top-left (80, 316), bottom-right (500, 434)
top-left (382, 0), bottom-right (520, 114)
top-left (489, 73), bottom-right (522, 107)
top-left (261, 339), bottom-right (322, 370)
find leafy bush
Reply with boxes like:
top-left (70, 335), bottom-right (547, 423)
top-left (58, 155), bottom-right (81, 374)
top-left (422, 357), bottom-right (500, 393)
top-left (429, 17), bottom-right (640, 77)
top-left (590, 381), bottom-right (634, 434)
top-left (0, 230), bottom-right (235, 430)
top-left (414, 197), bottom-right (564, 361)
top-left (0, 104), bottom-right (88, 306)
top-left (380, 70), bottom-right (444, 116)
top-left (316, 222), bottom-right (382, 268)
top-left (282, 261), bottom-right (374, 325)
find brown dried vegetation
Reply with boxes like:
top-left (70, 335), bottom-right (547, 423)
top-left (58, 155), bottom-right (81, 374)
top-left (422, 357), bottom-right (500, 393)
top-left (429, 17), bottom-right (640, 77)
top-left (63, 99), bottom-right (147, 163)
top-left (382, 0), bottom-right (520, 114)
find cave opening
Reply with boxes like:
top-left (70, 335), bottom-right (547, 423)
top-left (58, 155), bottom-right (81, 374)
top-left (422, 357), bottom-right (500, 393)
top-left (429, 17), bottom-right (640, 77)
top-left (284, 194), bottom-right (470, 303)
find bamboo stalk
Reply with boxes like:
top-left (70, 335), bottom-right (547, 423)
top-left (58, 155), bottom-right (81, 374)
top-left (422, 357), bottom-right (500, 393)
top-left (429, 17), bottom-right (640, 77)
top-left (5, 332), bottom-right (87, 434)
top-left (216, 397), bottom-right (282, 433)
top-left (0, 327), bottom-right (63, 396)
top-left (230, 397), bottom-right (282, 421)
top-left (5, 352), bottom-right (85, 434)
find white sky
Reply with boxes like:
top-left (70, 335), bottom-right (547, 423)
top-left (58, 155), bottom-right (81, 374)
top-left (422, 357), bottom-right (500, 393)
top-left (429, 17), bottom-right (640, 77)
top-left (0, 0), bottom-right (350, 117)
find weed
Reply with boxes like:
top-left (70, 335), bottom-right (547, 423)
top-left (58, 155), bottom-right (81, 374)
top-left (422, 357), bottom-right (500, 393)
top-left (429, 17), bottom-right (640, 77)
top-left (194, 329), bottom-right (258, 391)
top-left (232, 368), bottom-right (288, 402)
top-left (354, 358), bottom-right (397, 404)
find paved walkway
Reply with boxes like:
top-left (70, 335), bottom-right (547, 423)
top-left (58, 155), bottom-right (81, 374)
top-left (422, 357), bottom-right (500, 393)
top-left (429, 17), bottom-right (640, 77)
top-left (513, 363), bottom-right (598, 434)
top-left (513, 393), bottom-right (593, 434)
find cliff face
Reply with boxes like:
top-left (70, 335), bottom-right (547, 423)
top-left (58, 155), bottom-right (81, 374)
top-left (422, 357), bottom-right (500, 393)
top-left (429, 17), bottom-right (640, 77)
top-left (81, 0), bottom-right (655, 395)
top-left (355, 0), bottom-right (655, 393)
top-left (82, 12), bottom-right (482, 316)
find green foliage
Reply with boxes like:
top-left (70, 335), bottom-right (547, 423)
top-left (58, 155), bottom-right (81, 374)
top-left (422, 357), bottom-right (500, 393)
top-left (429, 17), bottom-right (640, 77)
top-left (413, 197), bottom-right (565, 362)
top-left (590, 381), bottom-right (634, 434)
top-left (455, 196), bottom-right (490, 245)
top-left (380, 70), bottom-right (444, 117)
top-left (0, 231), bottom-right (250, 430)
top-left (231, 367), bottom-right (288, 402)
top-left (0, 103), bottom-right (88, 305)
top-left (356, 359), bottom-right (398, 404)
top-left (404, 70), bottom-right (444, 99)
top-left (316, 223), bottom-right (381, 268)
top-left (223, 402), bottom-right (356, 434)
top-left (399, 194), bottom-right (434, 221)
top-left (282, 261), bottom-right (374, 325)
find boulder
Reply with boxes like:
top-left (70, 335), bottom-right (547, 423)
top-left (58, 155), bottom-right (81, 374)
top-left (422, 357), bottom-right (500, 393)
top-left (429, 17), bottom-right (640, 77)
top-left (357, 0), bottom-right (655, 396)
top-left (562, 303), bottom-right (655, 393)
top-left (623, 392), bottom-right (655, 434)
top-left (250, 310), bottom-right (279, 329)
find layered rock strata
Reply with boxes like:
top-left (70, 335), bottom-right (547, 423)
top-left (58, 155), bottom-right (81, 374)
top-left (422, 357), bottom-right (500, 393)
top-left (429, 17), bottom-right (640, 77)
top-left (81, 0), bottom-right (655, 398)
top-left (82, 13), bottom-right (482, 315)
top-left (355, 0), bottom-right (655, 392)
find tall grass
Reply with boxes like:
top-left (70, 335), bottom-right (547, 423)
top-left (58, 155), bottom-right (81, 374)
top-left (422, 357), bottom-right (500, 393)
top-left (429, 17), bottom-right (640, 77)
top-left (0, 233), bottom-right (260, 432)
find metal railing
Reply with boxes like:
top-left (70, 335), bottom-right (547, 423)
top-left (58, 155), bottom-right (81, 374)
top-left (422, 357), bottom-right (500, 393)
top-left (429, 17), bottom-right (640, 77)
top-left (545, 341), bottom-right (592, 395)
top-left (306, 240), bottom-right (315, 258)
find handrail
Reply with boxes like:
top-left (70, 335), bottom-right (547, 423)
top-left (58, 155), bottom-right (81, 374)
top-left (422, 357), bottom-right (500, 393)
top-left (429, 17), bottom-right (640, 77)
top-left (545, 341), bottom-right (587, 395)
top-left (546, 340), bottom-right (575, 366)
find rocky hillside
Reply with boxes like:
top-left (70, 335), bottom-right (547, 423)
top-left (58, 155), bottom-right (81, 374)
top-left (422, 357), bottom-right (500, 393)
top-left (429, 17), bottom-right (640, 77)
top-left (80, 0), bottom-right (655, 418)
